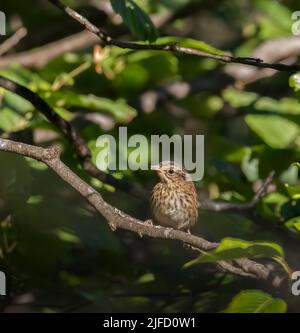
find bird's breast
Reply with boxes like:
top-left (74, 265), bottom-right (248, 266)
top-left (151, 182), bottom-right (198, 230)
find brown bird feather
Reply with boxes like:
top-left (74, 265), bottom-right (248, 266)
top-left (151, 161), bottom-right (198, 231)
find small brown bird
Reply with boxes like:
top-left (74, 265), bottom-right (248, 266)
top-left (150, 161), bottom-right (199, 232)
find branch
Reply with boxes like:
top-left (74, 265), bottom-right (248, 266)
top-left (0, 0), bottom-right (197, 69)
top-left (49, 0), bottom-right (300, 73)
top-left (200, 171), bottom-right (275, 212)
top-left (226, 36), bottom-right (300, 85)
top-left (0, 75), bottom-right (146, 199)
top-left (0, 138), bottom-right (283, 285)
top-left (0, 27), bottom-right (27, 56)
top-left (0, 31), bottom-right (97, 69)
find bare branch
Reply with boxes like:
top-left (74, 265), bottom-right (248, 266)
top-left (200, 171), bottom-right (275, 212)
top-left (49, 0), bottom-right (300, 73)
top-left (0, 138), bottom-right (282, 285)
top-left (0, 1), bottom-right (199, 69)
top-left (0, 31), bottom-right (97, 69)
top-left (226, 36), bottom-right (300, 85)
top-left (0, 27), bottom-right (27, 56)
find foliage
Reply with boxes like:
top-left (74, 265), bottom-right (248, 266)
top-left (1, 0), bottom-right (300, 313)
top-left (184, 238), bottom-right (284, 267)
top-left (223, 290), bottom-right (287, 313)
top-left (110, 0), bottom-right (158, 42)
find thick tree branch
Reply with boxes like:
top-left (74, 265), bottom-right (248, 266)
top-left (0, 138), bottom-right (283, 285)
top-left (0, 75), bottom-right (146, 199)
top-left (49, 0), bottom-right (300, 73)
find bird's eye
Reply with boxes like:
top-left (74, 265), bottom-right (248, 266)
top-left (168, 169), bottom-right (174, 175)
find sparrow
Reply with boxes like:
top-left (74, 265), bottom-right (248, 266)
top-left (150, 161), bottom-right (198, 232)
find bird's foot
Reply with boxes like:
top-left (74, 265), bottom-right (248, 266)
top-left (183, 229), bottom-right (193, 249)
top-left (144, 219), bottom-right (154, 226)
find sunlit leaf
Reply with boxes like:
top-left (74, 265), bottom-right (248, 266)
top-left (184, 237), bottom-right (284, 268)
top-left (153, 36), bottom-right (227, 55)
top-left (110, 0), bottom-right (158, 42)
top-left (223, 290), bottom-right (287, 313)
top-left (245, 115), bottom-right (300, 148)
top-left (42, 91), bottom-right (137, 123)
top-left (290, 73), bottom-right (300, 92)
top-left (284, 183), bottom-right (300, 200)
top-left (0, 107), bottom-right (29, 132)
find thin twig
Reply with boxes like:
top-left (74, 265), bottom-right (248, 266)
top-left (49, 0), bottom-right (300, 73)
top-left (0, 1), bottom-right (198, 69)
top-left (0, 27), bottom-right (27, 56)
top-left (0, 138), bottom-right (282, 285)
top-left (0, 31), bottom-right (98, 69)
top-left (200, 171), bottom-right (275, 212)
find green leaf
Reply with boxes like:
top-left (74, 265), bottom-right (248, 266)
top-left (110, 0), bottom-right (158, 42)
top-left (255, 96), bottom-right (300, 115)
top-left (0, 107), bottom-right (29, 132)
top-left (177, 38), bottom-right (227, 56)
top-left (284, 183), bottom-right (300, 200)
top-left (136, 273), bottom-right (155, 284)
top-left (153, 36), bottom-right (227, 56)
top-left (0, 66), bottom-right (51, 91)
top-left (284, 216), bottom-right (300, 232)
top-left (184, 237), bottom-right (284, 268)
top-left (223, 290), bottom-right (287, 313)
top-left (2, 90), bottom-right (33, 114)
top-left (254, 0), bottom-right (292, 39)
top-left (223, 87), bottom-right (258, 107)
top-left (55, 229), bottom-right (81, 244)
top-left (241, 151), bottom-right (259, 182)
top-left (42, 91), bottom-right (137, 123)
top-left (245, 115), bottom-right (300, 148)
top-left (294, 162), bottom-right (300, 169)
top-left (290, 73), bottom-right (300, 92)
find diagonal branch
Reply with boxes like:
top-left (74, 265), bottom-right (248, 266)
top-left (0, 31), bottom-right (98, 69)
top-left (49, 0), bottom-right (300, 73)
top-left (0, 138), bottom-right (284, 286)
top-left (0, 27), bottom-right (28, 56)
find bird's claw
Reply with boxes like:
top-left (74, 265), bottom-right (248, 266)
top-left (144, 219), bottom-right (154, 226)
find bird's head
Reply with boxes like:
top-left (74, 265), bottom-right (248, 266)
top-left (151, 161), bottom-right (192, 184)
